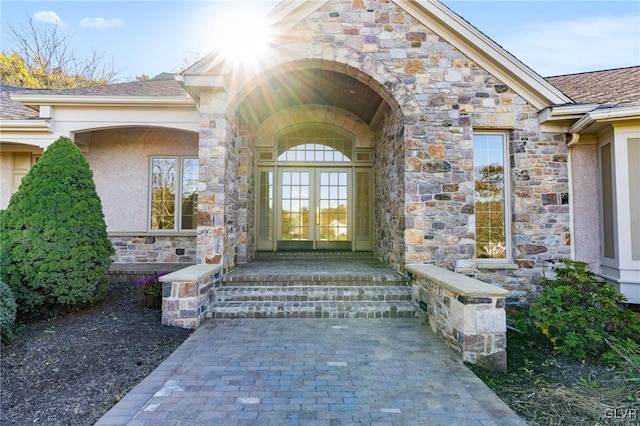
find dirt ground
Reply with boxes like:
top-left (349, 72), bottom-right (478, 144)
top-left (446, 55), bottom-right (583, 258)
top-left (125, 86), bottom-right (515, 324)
top-left (2, 281), bottom-right (638, 425)
top-left (0, 281), bottom-right (192, 426)
top-left (468, 330), bottom-right (640, 426)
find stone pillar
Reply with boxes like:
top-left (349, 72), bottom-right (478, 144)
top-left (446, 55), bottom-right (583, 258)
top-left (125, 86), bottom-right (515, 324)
top-left (197, 88), bottom-right (229, 265)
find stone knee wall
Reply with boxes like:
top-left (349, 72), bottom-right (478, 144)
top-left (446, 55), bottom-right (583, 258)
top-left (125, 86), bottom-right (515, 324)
top-left (160, 264), bottom-right (223, 329)
top-left (406, 265), bottom-right (508, 371)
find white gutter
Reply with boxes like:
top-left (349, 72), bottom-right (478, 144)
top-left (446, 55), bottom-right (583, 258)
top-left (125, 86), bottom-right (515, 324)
top-left (10, 95), bottom-right (196, 109)
top-left (570, 105), bottom-right (640, 134)
top-left (538, 104), bottom-right (599, 123)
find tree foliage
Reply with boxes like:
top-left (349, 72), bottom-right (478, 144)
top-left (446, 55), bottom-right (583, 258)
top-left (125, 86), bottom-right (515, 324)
top-left (0, 137), bottom-right (114, 316)
top-left (0, 15), bottom-right (117, 88)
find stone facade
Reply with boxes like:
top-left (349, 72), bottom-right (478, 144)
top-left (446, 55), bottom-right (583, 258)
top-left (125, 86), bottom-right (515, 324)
top-left (191, 0), bottom-right (569, 304)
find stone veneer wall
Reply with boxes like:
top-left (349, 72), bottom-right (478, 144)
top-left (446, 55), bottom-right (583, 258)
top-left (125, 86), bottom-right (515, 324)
top-left (110, 235), bottom-right (196, 263)
top-left (276, 0), bottom-right (569, 300)
top-left (374, 108), bottom-right (406, 269)
top-left (194, 0), bottom-right (570, 301)
top-left (197, 88), bottom-right (228, 266)
top-left (223, 114), bottom-right (240, 268)
top-left (236, 120), bottom-right (256, 263)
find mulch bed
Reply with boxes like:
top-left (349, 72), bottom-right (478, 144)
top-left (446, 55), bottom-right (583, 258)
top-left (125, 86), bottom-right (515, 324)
top-left (0, 281), bottom-right (192, 425)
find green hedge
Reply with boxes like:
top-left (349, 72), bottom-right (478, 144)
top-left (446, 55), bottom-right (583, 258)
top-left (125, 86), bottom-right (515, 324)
top-left (0, 137), bottom-right (114, 316)
top-left (0, 279), bottom-right (17, 343)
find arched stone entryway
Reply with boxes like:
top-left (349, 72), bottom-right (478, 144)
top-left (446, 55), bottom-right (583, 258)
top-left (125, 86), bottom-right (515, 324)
top-left (221, 59), bottom-right (418, 268)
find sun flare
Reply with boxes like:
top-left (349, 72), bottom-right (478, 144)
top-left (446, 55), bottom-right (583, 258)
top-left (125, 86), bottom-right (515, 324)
top-left (218, 14), bottom-right (273, 68)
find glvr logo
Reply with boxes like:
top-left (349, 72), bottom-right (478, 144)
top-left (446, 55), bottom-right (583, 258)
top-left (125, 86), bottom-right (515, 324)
top-left (603, 408), bottom-right (637, 420)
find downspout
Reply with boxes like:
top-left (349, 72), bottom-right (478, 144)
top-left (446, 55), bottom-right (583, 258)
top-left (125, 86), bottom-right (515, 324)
top-left (566, 132), bottom-right (580, 261)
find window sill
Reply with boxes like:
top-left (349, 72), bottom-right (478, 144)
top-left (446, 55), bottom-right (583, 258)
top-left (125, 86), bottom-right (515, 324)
top-left (109, 231), bottom-right (197, 237)
top-left (476, 262), bottom-right (519, 270)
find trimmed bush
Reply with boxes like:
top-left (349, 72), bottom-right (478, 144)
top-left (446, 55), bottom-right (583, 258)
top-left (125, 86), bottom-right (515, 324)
top-left (0, 279), bottom-right (17, 343)
top-left (531, 259), bottom-right (640, 363)
top-left (0, 136), bottom-right (114, 316)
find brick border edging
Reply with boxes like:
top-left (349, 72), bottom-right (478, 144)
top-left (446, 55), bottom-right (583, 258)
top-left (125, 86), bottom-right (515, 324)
top-left (405, 264), bottom-right (509, 372)
top-left (159, 264), bottom-right (223, 329)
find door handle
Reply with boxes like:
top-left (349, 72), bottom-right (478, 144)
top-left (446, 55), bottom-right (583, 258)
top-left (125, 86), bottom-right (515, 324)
top-left (316, 207), bottom-right (320, 225)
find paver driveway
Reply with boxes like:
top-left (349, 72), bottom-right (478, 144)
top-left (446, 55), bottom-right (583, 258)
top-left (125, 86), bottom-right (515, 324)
top-left (97, 319), bottom-right (525, 425)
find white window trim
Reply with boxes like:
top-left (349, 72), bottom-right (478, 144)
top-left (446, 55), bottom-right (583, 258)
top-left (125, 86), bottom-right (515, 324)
top-left (473, 130), bottom-right (513, 265)
top-left (148, 155), bottom-right (198, 232)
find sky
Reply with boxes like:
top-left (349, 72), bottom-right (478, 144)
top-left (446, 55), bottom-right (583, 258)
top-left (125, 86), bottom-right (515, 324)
top-left (1, 0), bottom-right (639, 82)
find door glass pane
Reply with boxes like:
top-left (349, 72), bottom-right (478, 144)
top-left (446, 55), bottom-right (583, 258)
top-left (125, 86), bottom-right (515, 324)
top-left (319, 171), bottom-right (348, 241)
top-left (259, 170), bottom-right (273, 241)
top-left (356, 171), bottom-right (371, 242)
top-left (281, 171), bottom-right (310, 241)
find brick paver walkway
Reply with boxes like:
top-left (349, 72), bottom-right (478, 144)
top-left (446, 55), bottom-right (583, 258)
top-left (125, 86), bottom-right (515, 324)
top-left (97, 319), bottom-right (525, 425)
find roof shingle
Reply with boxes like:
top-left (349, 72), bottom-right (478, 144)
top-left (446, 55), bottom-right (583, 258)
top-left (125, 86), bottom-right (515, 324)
top-left (0, 85), bottom-right (39, 120)
top-left (546, 66), bottom-right (640, 107)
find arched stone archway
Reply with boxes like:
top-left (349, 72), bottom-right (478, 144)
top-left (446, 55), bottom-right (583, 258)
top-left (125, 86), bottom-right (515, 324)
top-left (213, 55), bottom-right (419, 268)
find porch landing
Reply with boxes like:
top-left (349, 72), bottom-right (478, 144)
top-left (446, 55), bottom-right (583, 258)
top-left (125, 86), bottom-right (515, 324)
top-left (210, 253), bottom-right (418, 319)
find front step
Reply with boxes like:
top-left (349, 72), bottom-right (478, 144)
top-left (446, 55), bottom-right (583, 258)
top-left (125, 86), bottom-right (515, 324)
top-left (214, 286), bottom-right (413, 302)
top-left (210, 301), bottom-right (418, 319)
top-left (207, 255), bottom-right (419, 319)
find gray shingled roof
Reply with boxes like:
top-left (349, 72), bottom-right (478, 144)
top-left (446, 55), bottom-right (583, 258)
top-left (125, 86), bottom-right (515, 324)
top-left (0, 74), bottom-right (190, 120)
top-left (0, 86), bottom-right (39, 120)
top-left (17, 74), bottom-right (188, 97)
top-left (546, 66), bottom-right (640, 107)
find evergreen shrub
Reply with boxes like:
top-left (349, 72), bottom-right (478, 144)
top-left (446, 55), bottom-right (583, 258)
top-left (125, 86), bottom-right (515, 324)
top-left (0, 279), bottom-right (17, 343)
top-left (531, 259), bottom-right (640, 363)
top-left (0, 136), bottom-right (114, 316)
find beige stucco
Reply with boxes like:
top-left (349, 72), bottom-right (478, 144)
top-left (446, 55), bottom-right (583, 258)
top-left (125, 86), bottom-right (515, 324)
top-left (569, 143), bottom-right (601, 272)
top-left (83, 127), bottom-right (198, 232)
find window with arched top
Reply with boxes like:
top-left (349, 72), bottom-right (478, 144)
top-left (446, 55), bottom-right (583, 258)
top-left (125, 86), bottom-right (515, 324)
top-left (277, 126), bottom-right (353, 162)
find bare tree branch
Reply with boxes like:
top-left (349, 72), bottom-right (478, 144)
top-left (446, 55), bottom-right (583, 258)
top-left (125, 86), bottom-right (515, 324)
top-left (1, 13), bottom-right (119, 88)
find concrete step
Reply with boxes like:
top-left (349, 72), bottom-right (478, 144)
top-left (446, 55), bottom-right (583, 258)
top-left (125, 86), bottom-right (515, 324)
top-left (207, 300), bottom-right (420, 319)
top-left (214, 285), bottom-right (413, 303)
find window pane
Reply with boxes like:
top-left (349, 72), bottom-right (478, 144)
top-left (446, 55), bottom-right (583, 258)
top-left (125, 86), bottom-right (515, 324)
top-left (601, 143), bottom-right (615, 258)
top-left (181, 158), bottom-right (198, 230)
top-left (151, 158), bottom-right (177, 230)
top-left (474, 134), bottom-right (506, 259)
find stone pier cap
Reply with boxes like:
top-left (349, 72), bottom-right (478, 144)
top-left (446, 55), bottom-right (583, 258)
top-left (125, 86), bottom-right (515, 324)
top-left (405, 264), bottom-right (510, 298)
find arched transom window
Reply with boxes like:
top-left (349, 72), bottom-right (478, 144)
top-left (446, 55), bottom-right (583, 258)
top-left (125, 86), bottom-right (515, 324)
top-left (277, 126), bottom-right (353, 162)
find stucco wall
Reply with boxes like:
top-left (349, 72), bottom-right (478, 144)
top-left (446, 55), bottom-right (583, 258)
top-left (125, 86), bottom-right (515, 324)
top-left (570, 143), bottom-right (601, 272)
top-left (83, 127), bottom-right (198, 232)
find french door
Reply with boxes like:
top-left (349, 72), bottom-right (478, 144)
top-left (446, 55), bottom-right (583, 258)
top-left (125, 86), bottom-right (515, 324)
top-left (278, 168), bottom-right (350, 250)
top-left (256, 167), bottom-right (372, 251)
